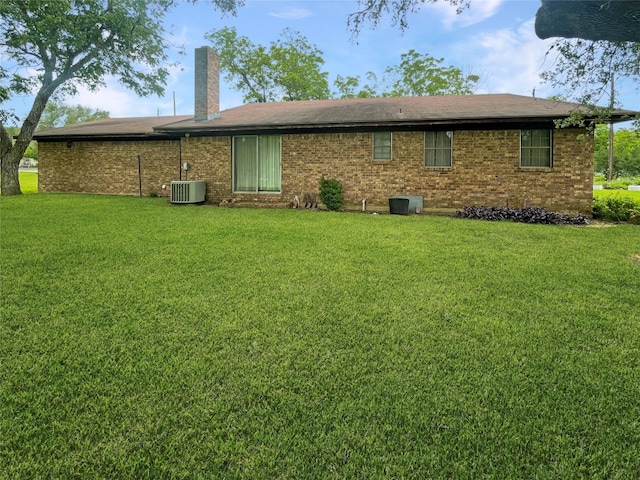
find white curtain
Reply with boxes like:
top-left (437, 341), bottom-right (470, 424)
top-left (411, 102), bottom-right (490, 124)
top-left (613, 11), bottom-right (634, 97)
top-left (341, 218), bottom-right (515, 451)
top-left (234, 137), bottom-right (258, 192)
top-left (234, 136), bottom-right (281, 192)
top-left (425, 131), bottom-right (452, 167)
top-left (258, 136), bottom-right (281, 192)
top-left (521, 130), bottom-right (551, 167)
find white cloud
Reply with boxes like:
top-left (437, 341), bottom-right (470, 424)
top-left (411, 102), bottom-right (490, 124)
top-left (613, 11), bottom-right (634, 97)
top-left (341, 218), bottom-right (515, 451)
top-left (269, 8), bottom-right (312, 20)
top-left (461, 18), bottom-right (556, 96)
top-left (68, 62), bottom-right (190, 117)
top-left (425, 0), bottom-right (505, 28)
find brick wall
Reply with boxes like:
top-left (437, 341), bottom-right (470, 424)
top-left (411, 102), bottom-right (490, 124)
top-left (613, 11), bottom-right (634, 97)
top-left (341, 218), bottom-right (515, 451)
top-left (281, 128), bottom-right (593, 213)
top-left (39, 140), bottom-right (180, 197)
top-left (179, 136), bottom-right (231, 201)
top-left (38, 127), bottom-right (594, 213)
top-left (194, 46), bottom-right (220, 121)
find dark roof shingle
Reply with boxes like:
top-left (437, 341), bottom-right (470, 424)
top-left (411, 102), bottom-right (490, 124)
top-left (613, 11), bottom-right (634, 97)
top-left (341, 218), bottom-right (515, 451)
top-left (34, 115), bottom-right (191, 139)
top-left (34, 95), bottom-right (636, 139)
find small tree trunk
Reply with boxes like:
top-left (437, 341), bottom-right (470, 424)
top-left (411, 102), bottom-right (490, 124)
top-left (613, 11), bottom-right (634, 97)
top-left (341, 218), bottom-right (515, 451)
top-left (1, 125), bottom-right (22, 195)
top-left (1, 84), bottom-right (53, 196)
top-left (0, 147), bottom-right (22, 195)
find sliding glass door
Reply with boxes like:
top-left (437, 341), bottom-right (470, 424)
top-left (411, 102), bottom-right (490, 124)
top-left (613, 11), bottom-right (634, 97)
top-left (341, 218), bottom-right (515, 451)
top-left (233, 136), bottom-right (281, 193)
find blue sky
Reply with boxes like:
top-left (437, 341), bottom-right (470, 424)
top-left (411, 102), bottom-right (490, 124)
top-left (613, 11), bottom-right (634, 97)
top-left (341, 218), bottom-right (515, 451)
top-left (5, 0), bottom-right (639, 122)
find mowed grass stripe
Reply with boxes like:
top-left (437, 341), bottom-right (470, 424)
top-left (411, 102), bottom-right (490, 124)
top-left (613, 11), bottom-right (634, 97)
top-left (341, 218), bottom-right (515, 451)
top-left (1, 194), bottom-right (639, 478)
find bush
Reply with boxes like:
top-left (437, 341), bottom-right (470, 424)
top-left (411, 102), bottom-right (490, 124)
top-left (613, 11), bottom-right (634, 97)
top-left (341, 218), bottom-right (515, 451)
top-left (456, 206), bottom-right (589, 225)
top-left (318, 177), bottom-right (344, 211)
top-left (602, 180), bottom-right (630, 190)
top-left (593, 195), bottom-right (640, 222)
top-left (601, 176), bottom-right (640, 190)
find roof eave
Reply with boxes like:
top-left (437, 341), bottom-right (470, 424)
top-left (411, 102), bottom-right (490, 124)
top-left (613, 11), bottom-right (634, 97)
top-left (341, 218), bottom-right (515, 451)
top-left (154, 115), bottom-right (599, 136)
top-left (33, 132), bottom-right (182, 142)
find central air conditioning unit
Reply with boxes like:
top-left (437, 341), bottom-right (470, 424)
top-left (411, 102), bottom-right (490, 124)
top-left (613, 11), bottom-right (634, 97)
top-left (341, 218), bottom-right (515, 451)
top-left (170, 181), bottom-right (206, 204)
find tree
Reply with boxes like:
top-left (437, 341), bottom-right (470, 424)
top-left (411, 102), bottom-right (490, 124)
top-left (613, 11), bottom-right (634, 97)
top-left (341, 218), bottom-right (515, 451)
top-left (4, 125), bottom-right (37, 162)
top-left (345, 0), bottom-right (638, 127)
top-left (346, 0), bottom-right (640, 43)
top-left (38, 101), bottom-right (110, 131)
top-left (206, 27), bottom-right (330, 103)
top-left (535, 0), bottom-right (640, 43)
top-left (333, 73), bottom-right (379, 99)
top-left (0, 0), bottom-right (240, 196)
top-left (540, 40), bottom-right (639, 128)
top-left (332, 52), bottom-right (477, 98)
top-left (594, 125), bottom-right (640, 177)
top-left (381, 50), bottom-right (478, 96)
top-left (347, 0), bottom-right (469, 35)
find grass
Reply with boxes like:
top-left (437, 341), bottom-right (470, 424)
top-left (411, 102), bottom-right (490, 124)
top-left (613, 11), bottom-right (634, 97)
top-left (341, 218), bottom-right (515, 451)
top-left (18, 171), bottom-right (38, 194)
top-left (0, 171), bottom-right (37, 195)
top-left (594, 189), bottom-right (640, 202)
top-left (1, 195), bottom-right (640, 478)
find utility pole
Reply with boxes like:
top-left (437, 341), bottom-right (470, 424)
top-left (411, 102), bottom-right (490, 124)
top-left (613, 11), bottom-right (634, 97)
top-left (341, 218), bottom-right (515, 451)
top-left (608, 72), bottom-right (614, 182)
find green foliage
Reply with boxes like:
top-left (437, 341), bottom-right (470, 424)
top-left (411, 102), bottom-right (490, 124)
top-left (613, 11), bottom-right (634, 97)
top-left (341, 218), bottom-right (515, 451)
top-left (347, 0), bottom-right (469, 35)
top-left (333, 73), bottom-right (379, 99)
top-left (542, 40), bottom-right (640, 128)
top-left (594, 125), bottom-right (640, 177)
top-left (0, 0), bottom-right (240, 195)
top-left (595, 176), bottom-right (640, 190)
top-left (602, 179), bottom-right (638, 190)
top-left (2, 195), bottom-right (640, 477)
top-left (3, 126), bottom-right (37, 159)
top-left (592, 194), bottom-right (640, 222)
top-left (23, 141), bottom-right (37, 159)
top-left (206, 27), bottom-right (330, 103)
top-left (207, 28), bottom-right (478, 102)
top-left (0, 0), bottom-right (180, 100)
top-left (318, 176), bottom-right (344, 211)
top-left (382, 49), bottom-right (479, 96)
top-left (332, 51), bottom-right (478, 98)
top-left (593, 189), bottom-right (640, 202)
top-left (38, 100), bottom-right (110, 131)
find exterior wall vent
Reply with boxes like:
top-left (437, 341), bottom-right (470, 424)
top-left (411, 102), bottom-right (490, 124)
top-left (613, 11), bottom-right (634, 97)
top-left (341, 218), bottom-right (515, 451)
top-left (171, 181), bottom-right (206, 204)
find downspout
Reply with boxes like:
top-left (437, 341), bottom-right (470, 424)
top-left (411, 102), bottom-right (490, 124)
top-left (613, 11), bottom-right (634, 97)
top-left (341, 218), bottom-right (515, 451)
top-left (137, 154), bottom-right (142, 197)
top-left (179, 136), bottom-right (183, 181)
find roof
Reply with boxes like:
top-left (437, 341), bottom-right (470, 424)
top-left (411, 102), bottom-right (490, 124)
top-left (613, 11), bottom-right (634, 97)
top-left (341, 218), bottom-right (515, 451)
top-left (34, 95), bottom-right (636, 140)
top-left (34, 115), bottom-right (191, 140)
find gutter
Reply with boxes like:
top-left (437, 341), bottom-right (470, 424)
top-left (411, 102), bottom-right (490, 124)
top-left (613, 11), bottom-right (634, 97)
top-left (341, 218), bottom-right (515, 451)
top-left (153, 117), bottom-right (589, 138)
top-left (33, 133), bottom-right (184, 143)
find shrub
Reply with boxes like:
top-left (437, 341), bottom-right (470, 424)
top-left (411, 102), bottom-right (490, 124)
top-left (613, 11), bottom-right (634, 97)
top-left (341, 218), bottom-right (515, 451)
top-left (601, 176), bottom-right (640, 190)
top-left (593, 174), bottom-right (607, 184)
top-left (456, 206), bottom-right (589, 225)
top-left (319, 177), bottom-right (344, 211)
top-left (602, 180), bottom-right (630, 190)
top-left (593, 195), bottom-right (640, 222)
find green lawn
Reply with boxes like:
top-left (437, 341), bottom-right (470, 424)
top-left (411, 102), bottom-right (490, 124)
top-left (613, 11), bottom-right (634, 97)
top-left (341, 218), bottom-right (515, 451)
top-left (0, 171), bottom-right (38, 195)
top-left (594, 188), bottom-right (640, 202)
top-left (19, 171), bottom-right (38, 194)
top-left (1, 195), bottom-right (639, 478)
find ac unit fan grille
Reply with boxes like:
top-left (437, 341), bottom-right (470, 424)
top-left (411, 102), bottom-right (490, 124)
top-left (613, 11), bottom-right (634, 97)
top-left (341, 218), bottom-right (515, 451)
top-left (171, 181), bottom-right (206, 204)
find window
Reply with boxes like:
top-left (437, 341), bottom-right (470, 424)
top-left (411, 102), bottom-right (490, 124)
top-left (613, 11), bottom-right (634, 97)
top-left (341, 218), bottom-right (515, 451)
top-left (233, 135), bottom-right (281, 193)
top-left (373, 132), bottom-right (392, 160)
top-left (424, 131), bottom-right (452, 167)
top-left (521, 130), bottom-right (552, 167)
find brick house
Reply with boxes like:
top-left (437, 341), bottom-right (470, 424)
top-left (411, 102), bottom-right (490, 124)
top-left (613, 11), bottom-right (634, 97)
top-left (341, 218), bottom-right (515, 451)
top-left (35, 47), bottom-right (632, 214)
